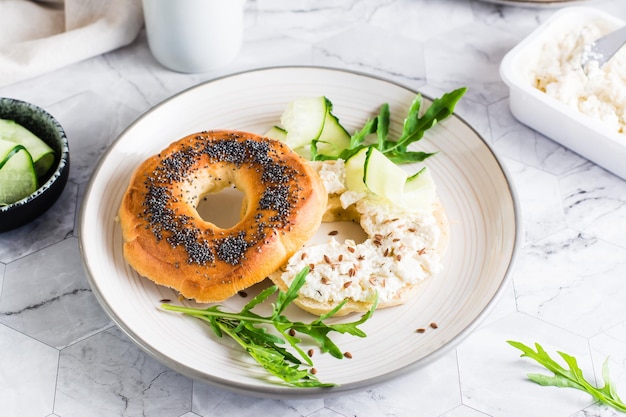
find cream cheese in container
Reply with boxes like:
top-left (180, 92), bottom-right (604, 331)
top-left (500, 6), bottom-right (626, 180)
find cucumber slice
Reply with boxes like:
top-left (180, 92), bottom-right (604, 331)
top-left (0, 139), bottom-right (37, 205)
top-left (344, 146), bottom-right (436, 212)
top-left (281, 97), bottom-right (328, 149)
top-left (363, 147), bottom-right (408, 204)
top-left (266, 126), bottom-right (313, 158)
top-left (272, 96), bottom-right (351, 159)
top-left (404, 168), bottom-right (437, 212)
top-left (313, 99), bottom-right (351, 157)
top-left (344, 147), bottom-right (369, 193)
top-left (0, 119), bottom-right (55, 178)
top-left (264, 125), bottom-right (287, 142)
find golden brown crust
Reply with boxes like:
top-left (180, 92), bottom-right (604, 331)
top-left (119, 130), bottom-right (327, 302)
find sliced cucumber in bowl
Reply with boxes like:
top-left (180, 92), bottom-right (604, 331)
top-left (0, 139), bottom-right (37, 205)
top-left (0, 118), bottom-right (55, 178)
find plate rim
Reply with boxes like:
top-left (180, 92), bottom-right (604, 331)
top-left (78, 65), bottom-right (522, 398)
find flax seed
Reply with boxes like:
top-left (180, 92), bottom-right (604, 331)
top-left (308, 349), bottom-right (315, 357)
top-left (408, 228), bottom-right (416, 233)
top-left (343, 281), bottom-right (352, 288)
top-left (430, 322), bottom-right (438, 329)
top-left (310, 368), bottom-right (318, 375)
top-left (344, 352), bottom-right (353, 359)
top-left (309, 263), bottom-right (315, 270)
top-left (396, 254), bottom-right (402, 261)
top-left (338, 254), bottom-right (343, 262)
top-left (348, 268), bottom-right (356, 277)
top-left (301, 252), bottom-right (307, 260)
top-left (416, 328), bottom-right (426, 333)
top-left (324, 254), bottom-right (332, 264)
top-left (321, 277), bottom-right (329, 285)
top-left (384, 248), bottom-right (390, 257)
top-left (347, 246), bottom-right (356, 253)
top-left (289, 329), bottom-right (296, 336)
top-left (329, 230), bottom-right (339, 236)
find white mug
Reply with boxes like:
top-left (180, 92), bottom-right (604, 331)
top-left (142, 0), bottom-right (245, 73)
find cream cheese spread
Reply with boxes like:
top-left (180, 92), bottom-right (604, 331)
top-left (530, 22), bottom-right (626, 135)
top-left (274, 160), bottom-right (443, 305)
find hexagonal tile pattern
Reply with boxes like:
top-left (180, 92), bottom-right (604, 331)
top-left (324, 349), bottom-right (461, 416)
top-left (0, 182), bottom-right (77, 264)
top-left (0, 324), bottom-right (58, 417)
top-left (55, 326), bottom-right (192, 417)
top-left (424, 22), bottom-right (515, 105)
top-left (456, 313), bottom-right (595, 417)
top-left (560, 164), bottom-right (626, 249)
top-left (500, 158), bottom-right (568, 245)
top-left (2, 1), bottom-right (626, 416)
top-left (48, 91), bottom-right (140, 185)
top-left (192, 383), bottom-right (323, 416)
top-left (0, 237), bottom-right (111, 348)
top-left (488, 99), bottom-right (587, 176)
top-left (313, 24), bottom-right (427, 89)
top-left (513, 228), bottom-right (626, 337)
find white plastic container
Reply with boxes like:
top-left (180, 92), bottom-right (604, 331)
top-left (500, 7), bottom-right (626, 180)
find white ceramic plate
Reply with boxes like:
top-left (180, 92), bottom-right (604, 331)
top-left (80, 67), bottom-right (519, 398)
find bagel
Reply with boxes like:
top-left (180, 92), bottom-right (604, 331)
top-left (269, 159), bottom-right (449, 316)
top-left (118, 130), bottom-right (327, 303)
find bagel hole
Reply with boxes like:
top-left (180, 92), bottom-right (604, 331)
top-left (196, 185), bottom-right (245, 228)
top-left (308, 221), bottom-right (368, 246)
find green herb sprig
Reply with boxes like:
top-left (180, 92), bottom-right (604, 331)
top-left (312, 87), bottom-right (466, 163)
top-left (162, 267), bottom-right (377, 387)
top-left (508, 340), bottom-right (626, 411)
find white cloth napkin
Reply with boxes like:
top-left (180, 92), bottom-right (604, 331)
top-left (0, 0), bottom-right (144, 87)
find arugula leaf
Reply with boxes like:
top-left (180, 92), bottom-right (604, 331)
top-left (162, 267), bottom-right (376, 388)
top-left (317, 87), bottom-right (466, 165)
top-left (350, 117), bottom-right (377, 148)
top-left (376, 103), bottom-right (390, 152)
top-left (508, 340), bottom-right (626, 412)
top-left (391, 87), bottom-right (467, 153)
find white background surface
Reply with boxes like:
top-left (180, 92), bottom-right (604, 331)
top-left (1, 0), bottom-right (626, 416)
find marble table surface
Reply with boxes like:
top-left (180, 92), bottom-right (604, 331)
top-left (2, 0), bottom-right (626, 416)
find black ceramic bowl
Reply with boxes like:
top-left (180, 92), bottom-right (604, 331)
top-left (0, 98), bottom-right (70, 232)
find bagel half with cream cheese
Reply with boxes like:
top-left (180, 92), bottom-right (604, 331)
top-left (269, 160), bottom-right (449, 316)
